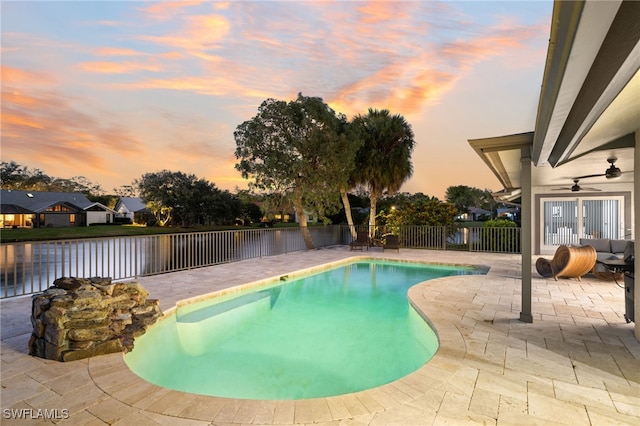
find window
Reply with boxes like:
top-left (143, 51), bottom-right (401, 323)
top-left (46, 204), bottom-right (71, 212)
top-left (541, 196), bottom-right (623, 250)
top-left (582, 199), bottom-right (620, 239)
top-left (543, 200), bottom-right (578, 246)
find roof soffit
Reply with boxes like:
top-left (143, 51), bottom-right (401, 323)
top-left (548, 1), bottom-right (640, 165)
top-left (532, 0), bottom-right (586, 165)
top-left (496, 149), bottom-right (525, 190)
top-left (468, 132), bottom-right (533, 191)
top-left (533, 0), bottom-right (623, 166)
top-left (564, 70), bottom-right (640, 160)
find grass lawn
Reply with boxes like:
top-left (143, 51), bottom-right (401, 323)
top-left (0, 223), bottom-right (302, 243)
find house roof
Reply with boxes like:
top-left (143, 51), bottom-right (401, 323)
top-left (86, 202), bottom-right (118, 214)
top-left (0, 190), bottom-right (94, 213)
top-left (468, 0), bottom-right (638, 195)
top-left (0, 204), bottom-right (35, 215)
top-left (468, 207), bottom-right (492, 215)
top-left (115, 197), bottom-right (148, 213)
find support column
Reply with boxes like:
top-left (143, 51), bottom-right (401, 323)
top-left (634, 130), bottom-right (639, 340)
top-left (520, 147), bottom-right (533, 323)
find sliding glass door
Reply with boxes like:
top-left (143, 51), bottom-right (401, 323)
top-left (541, 196), bottom-right (623, 251)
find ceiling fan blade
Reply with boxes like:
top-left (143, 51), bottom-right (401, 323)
top-left (574, 173), bottom-right (605, 179)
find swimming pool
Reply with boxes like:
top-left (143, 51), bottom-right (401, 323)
top-left (125, 260), bottom-right (486, 400)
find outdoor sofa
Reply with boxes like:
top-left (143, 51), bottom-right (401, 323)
top-left (579, 238), bottom-right (634, 280)
top-left (579, 238), bottom-right (633, 262)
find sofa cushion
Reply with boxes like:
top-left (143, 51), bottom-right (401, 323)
top-left (579, 238), bottom-right (599, 248)
top-left (581, 238), bottom-right (611, 253)
top-left (610, 239), bottom-right (629, 254)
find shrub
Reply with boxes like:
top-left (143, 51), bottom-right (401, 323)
top-left (483, 218), bottom-right (518, 228)
top-left (479, 218), bottom-right (519, 252)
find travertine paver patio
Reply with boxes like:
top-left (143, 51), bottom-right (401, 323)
top-left (1, 247), bottom-right (638, 425)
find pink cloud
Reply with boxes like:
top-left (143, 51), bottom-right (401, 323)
top-left (356, 0), bottom-right (413, 26)
top-left (79, 60), bottom-right (163, 74)
top-left (1, 66), bottom-right (144, 174)
top-left (95, 47), bottom-right (141, 56)
top-left (115, 74), bottom-right (273, 102)
top-left (140, 1), bottom-right (207, 21)
top-left (136, 14), bottom-right (231, 51)
top-left (94, 47), bottom-right (184, 62)
top-left (109, 3), bottom-right (545, 125)
top-left (440, 18), bottom-right (547, 70)
top-left (320, 10), bottom-right (546, 117)
top-left (2, 65), bottom-right (53, 87)
top-left (330, 55), bottom-right (458, 118)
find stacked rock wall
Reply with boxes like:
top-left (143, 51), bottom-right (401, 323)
top-left (29, 277), bottom-right (162, 362)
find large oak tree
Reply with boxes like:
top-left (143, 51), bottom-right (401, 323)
top-left (234, 94), bottom-right (360, 249)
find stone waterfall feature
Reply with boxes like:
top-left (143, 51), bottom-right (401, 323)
top-left (29, 277), bottom-right (163, 362)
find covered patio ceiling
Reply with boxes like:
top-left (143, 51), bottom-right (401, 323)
top-left (469, 0), bottom-right (638, 198)
top-left (468, 139), bottom-right (636, 193)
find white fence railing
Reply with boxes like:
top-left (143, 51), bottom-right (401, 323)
top-left (1, 225), bottom-right (519, 298)
top-left (365, 225), bottom-right (521, 253)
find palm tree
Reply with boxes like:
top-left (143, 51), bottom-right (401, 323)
top-left (339, 123), bottom-right (365, 240)
top-left (339, 182), bottom-right (357, 240)
top-left (351, 108), bottom-right (415, 238)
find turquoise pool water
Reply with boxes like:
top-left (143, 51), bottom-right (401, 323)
top-left (125, 260), bottom-right (485, 400)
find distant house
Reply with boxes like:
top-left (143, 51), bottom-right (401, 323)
top-left (0, 204), bottom-right (35, 228)
top-left (0, 190), bottom-right (116, 228)
top-left (497, 207), bottom-right (520, 222)
top-left (253, 199), bottom-right (318, 225)
top-left (84, 202), bottom-right (117, 226)
top-left (457, 207), bottom-right (493, 221)
top-left (114, 197), bottom-right (150, 224)
top-left (294, 208), bottom-right (318, 224)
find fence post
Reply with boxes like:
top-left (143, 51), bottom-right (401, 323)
top-left (61, 241), bottom-right (66, 278)
top-left (442, 227), bottom-right (446, 250)
top-left (134, 236), bottom-right (138, 279)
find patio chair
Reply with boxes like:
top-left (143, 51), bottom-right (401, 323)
top-left (383, 235), bottom-right (400, 252)
top-left (349, 231), bottom-right (370, 251)
top-left (535, 244), bottom-right (596, 281)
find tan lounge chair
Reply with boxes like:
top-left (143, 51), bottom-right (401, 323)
top-left (383, 235), bottom-right (400, 252)
top-left (535, 244), bottom-right (596, 281)
top-left (350, 231), bottom-right (370, 251)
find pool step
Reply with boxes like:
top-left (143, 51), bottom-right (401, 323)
top-left (175, 289), bottom-right (280, 356)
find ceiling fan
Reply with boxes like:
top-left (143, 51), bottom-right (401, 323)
top-left (553, 179), bottom-right (601, 192)
top-left (575, 158), bottom-right (622, 180)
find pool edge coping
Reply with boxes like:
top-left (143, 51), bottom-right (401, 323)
top-left (168, 256), bottom-right (489, 319)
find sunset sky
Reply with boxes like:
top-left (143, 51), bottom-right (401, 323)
top-left (1, 0), bottom-right (552, 199)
